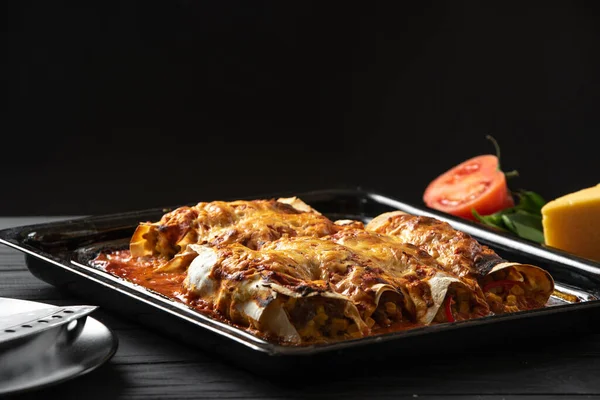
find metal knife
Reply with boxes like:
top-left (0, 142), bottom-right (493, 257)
top-left (0, 305), bottom-right (98, 345)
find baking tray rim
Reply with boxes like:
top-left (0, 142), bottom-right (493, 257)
top-left (2, 187), bottom-right (600, 356)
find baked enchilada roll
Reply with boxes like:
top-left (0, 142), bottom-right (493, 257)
top-left (182, 243), bottom-right (373, 344)
top-left (366, 211), bottom-right (554, 314)
top-left (129, 198), bottom-right (338, 261)
top-left (263, 235), bottom-right (490, 327)
top-left (322, 229), bottom-right (490, 324)
top-left (184, 235), bottom-right (476, 343)
top-left (258, 237), bottom-right (413, 331)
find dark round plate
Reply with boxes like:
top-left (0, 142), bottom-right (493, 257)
top-left (0, 298), bottom-right (118, 396)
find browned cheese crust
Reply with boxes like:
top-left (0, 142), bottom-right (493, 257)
top-left (366, 211), bottom-right (554, 314)
top-left (366, 212), bottom-right (501, 279)
top-left (129, 199), bottom-right (347, 260)
top-left (185, 234), bottom-right (489, 343)
top-left (321, 229), bottom-right (490, 321)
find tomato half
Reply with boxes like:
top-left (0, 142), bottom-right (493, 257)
top-left (423, 155), bottom-right (513, 220)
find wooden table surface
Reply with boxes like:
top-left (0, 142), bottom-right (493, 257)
top-left (3, 217), bottom-right (600, 400)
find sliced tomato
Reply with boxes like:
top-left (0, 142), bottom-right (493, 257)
top-left (423, 155), bottom-right (513, 220)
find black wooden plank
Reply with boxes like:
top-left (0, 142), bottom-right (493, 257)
top-left (34, 317), bottom-right (600, 397)
top-left (6, 356), bottom-right (600, 400)
top-left (0, 251), bottom-right (27, 270)
top-left (0, 270), bottom-right (65, 300)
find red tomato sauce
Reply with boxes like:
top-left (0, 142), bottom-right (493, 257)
top-left (92, 250), bottom-right (432, 344)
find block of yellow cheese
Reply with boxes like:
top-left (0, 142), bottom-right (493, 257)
top-left (541, 184), bottom-right (600, 262)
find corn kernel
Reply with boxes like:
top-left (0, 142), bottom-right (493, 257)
top-left (331, 318), bottom-right (349, 332)
top-left (385, 302), bottom-right (397, 315)
top-left (487, 292), bottom-right (502, 303)
top-left (510, 285), bottom-right (524, 296)
top-left (314, 312), bottom-right (329, 326)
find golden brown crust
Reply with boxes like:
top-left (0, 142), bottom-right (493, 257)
top-left (366, 211), bottom-right (554, 313)
top-left (367, 211), bottom-right (502, 278)
top-left (322, 229), bottom-right (490, 322)
top-left (130, 199), bottom-right (338, 258)
top-left (183, 233), bottom-right (489, 342)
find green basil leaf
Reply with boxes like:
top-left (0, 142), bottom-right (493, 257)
top-left (501, 211), bottom-right (545, 243)
top-left (515, 191), bottom-right (546, 214)
top-left (501, 214), bottom-right (518, 234)
top-left (472, 209), bottom-right (508, 231)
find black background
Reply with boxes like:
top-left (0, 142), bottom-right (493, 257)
top-left (3, 1), bottom-right (599, 216)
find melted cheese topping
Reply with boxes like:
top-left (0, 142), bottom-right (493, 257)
top-left (322, 229), bottom-right (490, 323)
top-left (92, 197), bottom-right (555, 345)
top-left (366, 211), bottom-right (554, 313)
top-left (130, 199), bottom-right (338, 259)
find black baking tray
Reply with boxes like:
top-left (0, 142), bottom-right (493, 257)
top-left (2, 188), bottom-right (600, 377)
